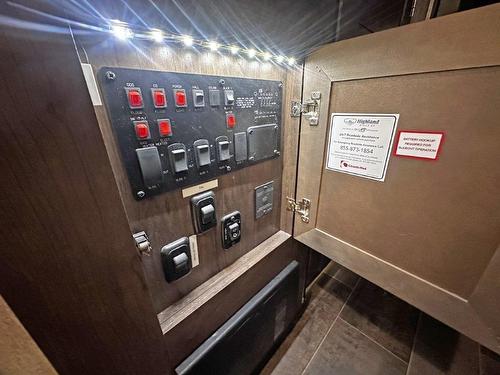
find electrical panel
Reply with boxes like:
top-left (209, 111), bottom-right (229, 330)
top-left (98, 67), bottom-right (283, 200)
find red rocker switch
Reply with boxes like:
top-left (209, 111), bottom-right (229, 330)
top-left (134, 121), bottom-right (150, 140)
top-left (126, 88), bottom-right (143, 109)
top-left (174, 89), bottom-right (187, 107)
top-left (158, 119), bottom-right (172, 137)
top-left (152, 89), bottom-right (167, 108)
top-left (226, 113), bottom-right (236, 129)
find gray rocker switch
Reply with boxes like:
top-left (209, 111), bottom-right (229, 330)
top-left (224, 89), bottom-right (234, 106)
top-left (201, 205), bottom-right (215, 225)
top-left (168, 143), bottom-right (188, 173)
top-left (194, 139), bottom-right (211, 168)
top-left (136, 146), bottom-right (162, 188)
top-left (192, 89), bottom-right (205, 107)
top-left (216, 136), bottom-right (230, 162)
top-left (173, 252), bottom-right (189, 274)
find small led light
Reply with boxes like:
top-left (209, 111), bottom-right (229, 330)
top-left (287, 57), bottom-right (296, 65)
top-left (230, 45), bottom-right (239, 55)
top-left (182, 35), bottom-right (194, 47)
top-left (111, 23), bottom-right (133, 40)
top-left (247, 48), bottom-right (256, 58)
top-left (276, 55), bottom-right (285, 63)
top-left (263, 52), bottom-right (272, 61)
top-left (149, 29), bottom-right (164, 43)
top-left (208, 40), bottom-right (219, 51)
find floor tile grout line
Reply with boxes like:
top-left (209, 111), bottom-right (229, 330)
top-left (300, 277), bottom-right (362, 375)
top-left (405, 311), bottom-right (422, 375)
top-left (339, 317), bottom-right (409, 365)
top-left (322, 262), bottom-right (360, 290)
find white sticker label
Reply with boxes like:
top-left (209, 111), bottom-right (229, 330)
top-left (326, 113), bottom-right (399, 181)
top-left (394, 131), bottom-right (444, 160)
top-left (189, 235), bottom-right (199, 267)
top-left (80, 63), bottom-right (102, 106)
top-left (182, 179), bottom-right (218, 198)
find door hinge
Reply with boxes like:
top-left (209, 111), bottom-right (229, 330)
top-left (133, 231), bottom-right (152, 256)
top-left (290, 91), bottom-right (321, 126)
top-left (286, 197), bottom-right (311, 223)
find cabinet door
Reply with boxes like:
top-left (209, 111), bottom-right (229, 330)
top-left (293, 4), bottom-right (500, 353)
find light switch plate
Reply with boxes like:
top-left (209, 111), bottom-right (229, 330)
top-left (255, 181), bottom-right (274, 219)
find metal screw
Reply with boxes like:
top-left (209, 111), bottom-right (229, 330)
top-left (274, 125), bottom-right (278, 130)
top-left (278, 82), bottom-right (283, 88)
top-left (249, 129), bottom-right (254, 134)
top-left (226, 165), bottom-right (232, 172)
top-left (105, 71), bottom-right (116, 80)
top-left (274, 150), bottom-right (280, 156)
top-left (249, 156), bottom-right (255, 161)
top-left (136, 190), bottom-right (145, 199)
top-left (219, 79), bottom-right (225, 85)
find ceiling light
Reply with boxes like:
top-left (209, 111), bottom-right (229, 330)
top-left (149, 29), bottom-right (164, 43)
top-left (111, 23), bottom-right (133, 40)
top-left (276, 55), bottom-right (285, 63)
top-left (230, 45), bottom-right (239, 55)
top-left (182, 35), bottom-right (194, 47)
top-left (263, 52), bottom-right (272, 61)
top-left (208, 41), bottom-right (219, 51)
top-left (287, 57), bottom-right (296, 65)
top-left (247, 48), bottom-right (256, 58)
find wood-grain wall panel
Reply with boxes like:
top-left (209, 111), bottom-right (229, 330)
top-left (76, 36), bottom-right (303, 312)
top-left (0, 11), bottom-right (171, 374)
top-left (163, 236), bottom-right (309, 368)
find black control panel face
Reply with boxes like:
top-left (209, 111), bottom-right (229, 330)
top-left (98, 67), bottom-right (282, 200)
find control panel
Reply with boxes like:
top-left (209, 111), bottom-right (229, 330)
top-left (98, 67), bottom-right (283, 200)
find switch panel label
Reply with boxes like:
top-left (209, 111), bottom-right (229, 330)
top-left (326, 113), bottom-right (399, 182)
top-left (182, 179), bottom-right (218, 198)
top-left (189, 235), bottom-right (199, 268)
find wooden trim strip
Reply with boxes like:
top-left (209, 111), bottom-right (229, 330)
top-left (157, 231), bottom-right (291, 334)
top-left (296, 228), bottom-right (500, 353)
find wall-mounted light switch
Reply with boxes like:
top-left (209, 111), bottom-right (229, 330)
top-left (221, 211), bottom-right (241, 249)
top-left (191, 191), bottom-right (217, 233)
top-left (160, 237), bottom-right (192, 282)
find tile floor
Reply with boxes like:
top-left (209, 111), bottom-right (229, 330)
top-left (261, 262), bottom-right (500, 375)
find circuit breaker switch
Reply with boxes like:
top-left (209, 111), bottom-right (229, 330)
top-left (216, 136), bottom-right (231, 162)
top-left (168, 143), bottom-right (188, 173)
top-left (194, 139), bottom-right (211, 168)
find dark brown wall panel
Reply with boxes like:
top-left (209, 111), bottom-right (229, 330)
top-left (0, 14), bottom-right (170, 375)
top-left (77, 35), bottom-right (301, 313)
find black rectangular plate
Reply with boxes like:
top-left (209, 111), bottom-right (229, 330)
top-left (98, 67), bottom-right (282, 200)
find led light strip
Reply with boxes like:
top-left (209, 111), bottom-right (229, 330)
top-left (110, 21), bottom-right (296, 66)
